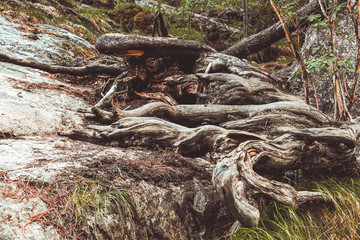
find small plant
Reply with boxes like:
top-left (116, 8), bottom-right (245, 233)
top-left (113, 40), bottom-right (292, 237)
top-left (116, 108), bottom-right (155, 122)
top-left (71, 177), bottom-right (138, 238)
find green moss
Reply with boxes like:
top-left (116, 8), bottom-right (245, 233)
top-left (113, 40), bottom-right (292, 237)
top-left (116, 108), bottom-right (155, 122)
top-left (28, 7), bottom-right (50, 22)
top-left (168, 25), bottom-right (204, 42)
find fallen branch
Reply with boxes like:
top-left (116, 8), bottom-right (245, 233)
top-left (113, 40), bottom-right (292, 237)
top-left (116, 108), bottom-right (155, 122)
top-left (222, 0), bottom-right (323, 58)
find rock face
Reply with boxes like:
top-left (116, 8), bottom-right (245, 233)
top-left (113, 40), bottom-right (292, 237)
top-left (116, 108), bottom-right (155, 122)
top-left (0, 62), bottom-right (90, 136)
top-left (0, 14), bottom-right (97, 240)
top-left (290, 13), bottom-right (360, 115)
top-left (0, 13), bottom-right (231, 240)
top-left (0, 182), bottom-right (60, 240)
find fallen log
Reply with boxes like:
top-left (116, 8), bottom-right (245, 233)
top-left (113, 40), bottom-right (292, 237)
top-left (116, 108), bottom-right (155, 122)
top-left (222, 0), bottom-right (323, 58)
top-left (95, 33), bottom-right (216, 61)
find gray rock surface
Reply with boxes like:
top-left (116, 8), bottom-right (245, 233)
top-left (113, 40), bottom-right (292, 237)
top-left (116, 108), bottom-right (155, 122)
top-left (0, 15), bottom-right (96, 64)
top-left (289, 14), bottom-right (359, 115)
top-left (0, 62), bottom-right (90, 136)
top-left (0, 182), bottom-right (60, 240)
top-left (0, 14), bottom-right (94, 240)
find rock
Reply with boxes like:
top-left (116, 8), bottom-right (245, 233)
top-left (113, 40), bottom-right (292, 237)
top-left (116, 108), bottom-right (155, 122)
top-left (291, 14), bottom-right (360, 115)
top-left (0, 136), bottom-right (231, 239)
top-left (0, 182), bottom-right (60, 240)
top-left (0, 15), bottom-right (97, 64)
top-left (218, 8), bottom-right (243, 24)
top-left (0, 62), bottom-right (90, 136)
top-left (0, 15), bottom-right (94, 240)
top-left (0, 15), bottom-right (95, 136)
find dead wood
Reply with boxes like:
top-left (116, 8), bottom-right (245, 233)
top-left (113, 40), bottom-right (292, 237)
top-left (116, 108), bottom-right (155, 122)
top-left (94, 71), bottom-right (131, 109)
top-left (61, 112), bottom-right (358, 227)
top-left (195, 73), bottom-right (298, 105)
top-left (95, 33), bottom-right (216, 61)
top-left (222, 0), bottom-right (323, 58)
top-left (195, 53), bottom-right (285, 85)
top-left (0, 53), bottom-right (125, 76)
top-left (91, 101), bottom-right (333, 127)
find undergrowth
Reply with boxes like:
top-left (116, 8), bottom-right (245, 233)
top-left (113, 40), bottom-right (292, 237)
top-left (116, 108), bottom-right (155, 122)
top-left (230, 176), bottom-right (360, 239)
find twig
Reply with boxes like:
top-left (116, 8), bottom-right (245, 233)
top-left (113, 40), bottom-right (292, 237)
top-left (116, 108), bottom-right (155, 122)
top-left (270, 0), bottom-right (310, 104)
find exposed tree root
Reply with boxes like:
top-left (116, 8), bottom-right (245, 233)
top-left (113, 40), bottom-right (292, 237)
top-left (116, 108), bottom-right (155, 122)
top-left (4, 30), bottom-right (355, 229)
top-left (61, 113), bottom-right (359, 227)
top-left (0, 53), bottom-right (125, 76)
top-left (90, 101), bottom-right (333, 127)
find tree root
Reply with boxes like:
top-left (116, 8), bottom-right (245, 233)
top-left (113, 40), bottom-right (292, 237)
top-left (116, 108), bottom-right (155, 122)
top-left (0, 53), bottom-right (125, 76)
top-left (213, 123), bottom-right (360, 227)
top-left (90, 101), bottom-right (333, 127)
top-left (59, 116), bottom-right (262, 156)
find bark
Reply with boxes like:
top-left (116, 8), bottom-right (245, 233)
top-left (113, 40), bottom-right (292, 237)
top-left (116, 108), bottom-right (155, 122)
top-left (222, 0), bottom-right (323, 58)
top-left (95, 33), bottom-right (216, 61)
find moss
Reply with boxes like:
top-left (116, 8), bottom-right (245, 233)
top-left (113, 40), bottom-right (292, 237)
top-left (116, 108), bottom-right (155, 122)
top-left (61, 41), bottom-right (96, 58)
top-left (134, 12), bottom-right (154, 34)
top-left (168, 25), bottom-right (204, 42)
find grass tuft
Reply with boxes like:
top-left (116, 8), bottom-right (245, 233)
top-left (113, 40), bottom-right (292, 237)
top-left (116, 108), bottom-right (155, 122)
top-left (71, 177), bottom-right (138, 238)
top-left (231, 176), bottom-right (360, 240)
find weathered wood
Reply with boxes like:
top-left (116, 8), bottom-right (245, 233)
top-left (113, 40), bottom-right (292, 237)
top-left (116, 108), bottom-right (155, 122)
top-left (95, 33), bottom-right (216, 60)
top-left (60, 116), bottom-right (262, 156)
top-left (91, 101), bottom-right (333, 127)
top-left (94, 71), bottom-right (131, 109)
top-left (56, 36), bottom-right (360, 230)
top-left (196, 73), bottom-right (298, 105)
top-left (61, 113), bottom-right (359, 228)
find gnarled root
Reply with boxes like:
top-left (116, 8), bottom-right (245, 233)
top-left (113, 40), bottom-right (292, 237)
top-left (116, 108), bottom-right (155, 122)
top-left (213, 124), bottom-right (360, 227)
